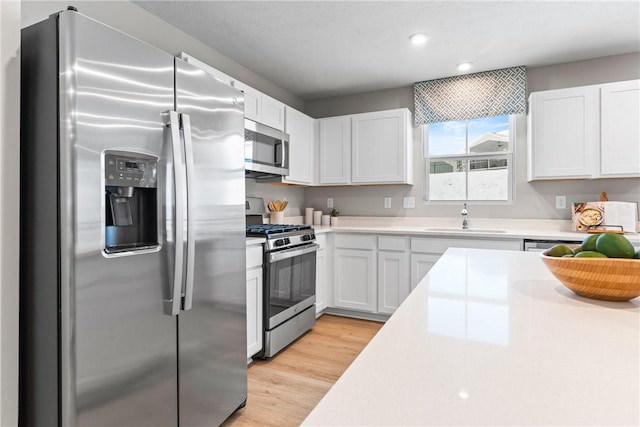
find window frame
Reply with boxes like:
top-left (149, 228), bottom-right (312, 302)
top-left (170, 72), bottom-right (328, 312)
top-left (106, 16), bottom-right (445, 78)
top-left (423, 115), bottom-right (517, 205)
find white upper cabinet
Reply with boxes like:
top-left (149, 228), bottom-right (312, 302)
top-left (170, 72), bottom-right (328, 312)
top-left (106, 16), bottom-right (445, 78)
top-left (528, 80), bottom-right (640, 180)
top-left (528, 86), bottom-right (599, 180)
top-left (351, 109), bottom-right (413, 184)
top-left (319, 116), bottom-right (352, 184)
top-left (318, 108), bottom-right (413, 186)
top-left (600, 80), bottom-right (640, 177)
top-left (233, 81), bottom-right (285, 131)
top-left (234, 80), bottom-right (261, 123)
top-left (283, 107), bottom-right (314, 185)
top-left (261, 93), bottom-right (286, 131)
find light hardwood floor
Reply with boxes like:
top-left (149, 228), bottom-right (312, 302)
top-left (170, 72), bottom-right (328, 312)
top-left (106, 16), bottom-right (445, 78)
top-left (222, 314), bottom-right (383, 427)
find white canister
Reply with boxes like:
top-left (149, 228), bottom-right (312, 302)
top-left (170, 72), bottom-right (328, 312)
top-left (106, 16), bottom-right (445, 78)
top-left (313, 211), bottom-right (322, 225)
top-left (330, 216), bottom-right (339, 227)
top-left (304, 207), bottom-right (314, 225)
top-left (270, 211), bottom-right (284, 224)
top-left (321, 215), bottom-right (330, 226)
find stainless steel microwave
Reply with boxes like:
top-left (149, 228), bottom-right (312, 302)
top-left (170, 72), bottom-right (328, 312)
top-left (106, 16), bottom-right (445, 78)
top-left (244, 118), bottom-right (289, 178)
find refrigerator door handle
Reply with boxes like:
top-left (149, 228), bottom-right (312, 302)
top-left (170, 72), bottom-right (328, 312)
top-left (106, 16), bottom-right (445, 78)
top-left (164, 110), bottom-right (186, 316)
top-left (181, 113), bottom-right (196, 311)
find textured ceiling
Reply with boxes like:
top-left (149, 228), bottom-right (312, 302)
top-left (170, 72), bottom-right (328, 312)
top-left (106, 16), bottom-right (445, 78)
top-left (134, 1), bottom-right (640, 100)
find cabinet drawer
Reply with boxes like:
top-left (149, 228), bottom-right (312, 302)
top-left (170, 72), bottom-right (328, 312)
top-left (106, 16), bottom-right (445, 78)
top-left (334, 233), bottom-right (376, 250)
top-left (411, 237), bottom-right (521, 253)
top-left (378, 235), bottom-right (408, 251)
top-left (246, 245), bottom-right (263, 269)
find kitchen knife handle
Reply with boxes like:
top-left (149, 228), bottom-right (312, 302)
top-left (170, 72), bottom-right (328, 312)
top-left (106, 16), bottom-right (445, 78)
top-left (164, 110), bottom-right (185, 316)
top-left (181, 113), bottom-right (195, 311)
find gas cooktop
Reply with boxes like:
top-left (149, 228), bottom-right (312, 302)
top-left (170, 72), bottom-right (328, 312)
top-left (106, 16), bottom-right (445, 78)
top-left (246, 224), bottom-right (313, 237)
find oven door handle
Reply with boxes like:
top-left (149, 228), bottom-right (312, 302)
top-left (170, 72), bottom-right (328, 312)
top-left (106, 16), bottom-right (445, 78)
top-left (268, 243), bottom-right (319, 263)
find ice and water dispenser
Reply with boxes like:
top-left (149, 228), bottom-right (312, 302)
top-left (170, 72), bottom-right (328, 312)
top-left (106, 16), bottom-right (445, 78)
top-left (104, 151), bottom-right (158, 254)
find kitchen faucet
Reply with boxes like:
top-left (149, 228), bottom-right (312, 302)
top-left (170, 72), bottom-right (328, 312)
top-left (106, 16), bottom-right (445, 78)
top-left (461, 203), bottom-right (468, 229)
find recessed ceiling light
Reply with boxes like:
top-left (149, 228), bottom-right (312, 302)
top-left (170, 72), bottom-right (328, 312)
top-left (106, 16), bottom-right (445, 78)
top-left (457, 62), bottom-right (473, 72)
top-left (409, 33), bottom-right (428, 45)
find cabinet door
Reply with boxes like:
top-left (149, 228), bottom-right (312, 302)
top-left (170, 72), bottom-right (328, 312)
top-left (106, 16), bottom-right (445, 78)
top-left (410, 253), bottom-right (440, 291)
top-left (319, 117), bottom-right (351, 184)
top-left (377, 251), bottom-right (410, 314)
top-left (284, 107), bottom-right (314, 185)
top-left (352, 109), bottom-right (412, 184)
top-left (315, 249), bottom-right (326, 314)
top-left (261, 93), bottom-right (285, 131)
top-left (333, 248), bottom-right (376, 311)
top-left (528, 86), bottom-right (599, 180)
top-left (246, 267), bottom-right (263, 359)
top-left (234, 81), bottom-right (261, 123)
top-left (600, 80), bottom-right (640, 177)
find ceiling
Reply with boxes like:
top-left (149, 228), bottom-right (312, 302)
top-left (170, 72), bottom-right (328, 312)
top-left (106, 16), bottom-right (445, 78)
top-left (134, 1), bottom-right (640, 101)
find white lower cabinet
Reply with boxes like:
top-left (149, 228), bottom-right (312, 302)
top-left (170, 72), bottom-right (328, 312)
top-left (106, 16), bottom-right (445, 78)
top-left (315, 234), bottom-right (331, 315)
top-left (333, 234), bottom-right (376, 312)
top-left (410, 236), bottom-right (522, 289)
top-left (246, 245), bottom-right (263, 360)
top-left (328, 233), bottom-right (522, 317)
top-left (410, 253), bottom-right (440, 291)
top-left (377, 236), bottom-right (410, 314)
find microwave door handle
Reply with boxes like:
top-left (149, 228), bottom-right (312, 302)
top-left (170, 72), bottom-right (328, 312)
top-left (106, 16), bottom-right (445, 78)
top-left (163, 110), bottom-right (185, 316)
top-left (181, 113), bottom-right (195, 311)
top-left (281, 139), bottom-right (289, 169)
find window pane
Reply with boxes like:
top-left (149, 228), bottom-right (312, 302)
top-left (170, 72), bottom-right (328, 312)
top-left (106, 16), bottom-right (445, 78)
top-left (429, 160), bottom-right (467, 200)
top-left (467, 115), bottom-right (510, 153)
top-left (428, 120), bottom-right (466, 156)
top-left (425, 115), bottom-right (514, 203)
top-left (467, 158), bottom-right (509, 200)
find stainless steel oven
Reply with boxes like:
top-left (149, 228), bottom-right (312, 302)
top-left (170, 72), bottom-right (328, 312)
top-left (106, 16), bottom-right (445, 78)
top-left (267, 242), bottom-right (318, 329)
top-left (246, 224), bottom-right (318, 358)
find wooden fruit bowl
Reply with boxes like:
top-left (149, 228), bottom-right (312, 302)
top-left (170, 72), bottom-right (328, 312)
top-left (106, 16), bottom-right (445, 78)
top-left (541, 249), bottom-right (640, 301)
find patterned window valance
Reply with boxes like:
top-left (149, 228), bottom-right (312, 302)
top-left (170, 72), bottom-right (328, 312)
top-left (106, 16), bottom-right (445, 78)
top-left (414, 66), bottom-right (526, 126)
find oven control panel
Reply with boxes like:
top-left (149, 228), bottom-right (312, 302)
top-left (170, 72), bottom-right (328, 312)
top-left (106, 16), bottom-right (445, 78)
top-left (265, 231), bottom-right (316, 252)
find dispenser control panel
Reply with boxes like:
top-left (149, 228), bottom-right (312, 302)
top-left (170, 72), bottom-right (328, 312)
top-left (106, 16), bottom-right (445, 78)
top-left (105, 152), bottom-right (157, 188)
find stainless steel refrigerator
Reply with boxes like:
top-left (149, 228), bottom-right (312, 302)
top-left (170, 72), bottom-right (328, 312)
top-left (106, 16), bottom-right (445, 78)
top-left (20, 9), bottom-right (247, 426)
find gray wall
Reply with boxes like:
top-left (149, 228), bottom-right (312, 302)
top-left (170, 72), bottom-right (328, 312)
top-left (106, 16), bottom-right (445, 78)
top-left (21, 1), bottom-right (304, 110)
top-left (303, 53), bottom-right (640, 220)
top-left (1, 1), bottom-right (21, 424)
top-left (245, 179), bottom-right (306, 217)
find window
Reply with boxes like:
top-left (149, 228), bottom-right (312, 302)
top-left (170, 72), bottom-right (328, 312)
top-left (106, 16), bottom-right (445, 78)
top-left (424, 115), bottom-right (515, 203)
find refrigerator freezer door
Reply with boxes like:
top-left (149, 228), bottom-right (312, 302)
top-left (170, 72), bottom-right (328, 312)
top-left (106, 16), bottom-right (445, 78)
top-left (60, 12), bottom-right (178, 426)
top-left (175, 58), bottom-right (248, 425)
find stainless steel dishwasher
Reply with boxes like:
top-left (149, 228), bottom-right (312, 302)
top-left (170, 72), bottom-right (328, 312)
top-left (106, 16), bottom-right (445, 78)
top-left (523, 238), bottom-right (583, 252)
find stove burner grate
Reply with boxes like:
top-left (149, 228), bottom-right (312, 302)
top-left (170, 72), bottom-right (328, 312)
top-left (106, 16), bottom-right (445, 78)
top-left (246, 224), bottom-right (312, 236)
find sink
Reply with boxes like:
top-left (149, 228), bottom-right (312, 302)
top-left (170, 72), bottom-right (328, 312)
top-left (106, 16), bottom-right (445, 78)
top-left (423, 227), bottom-right (507, 233)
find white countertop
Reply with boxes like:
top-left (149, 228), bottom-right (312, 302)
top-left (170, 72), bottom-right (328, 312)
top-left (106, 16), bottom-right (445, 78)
top-left (302, 248), bottom-right (640, 426)
top-left (245, 236), bottom-right (265, 246)
top-left (288, 216), bottom-right (640, 244)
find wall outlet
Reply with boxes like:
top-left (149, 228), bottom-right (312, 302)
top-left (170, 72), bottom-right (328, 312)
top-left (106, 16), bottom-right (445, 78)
top-left (403, 197), bottom-right (415, 209)
top-left (555, 195), bottom-right (566, 209)
top-left (327, 198), bottom-right (333, 209)
top-left (384, 197), bottom-right (392, 209)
